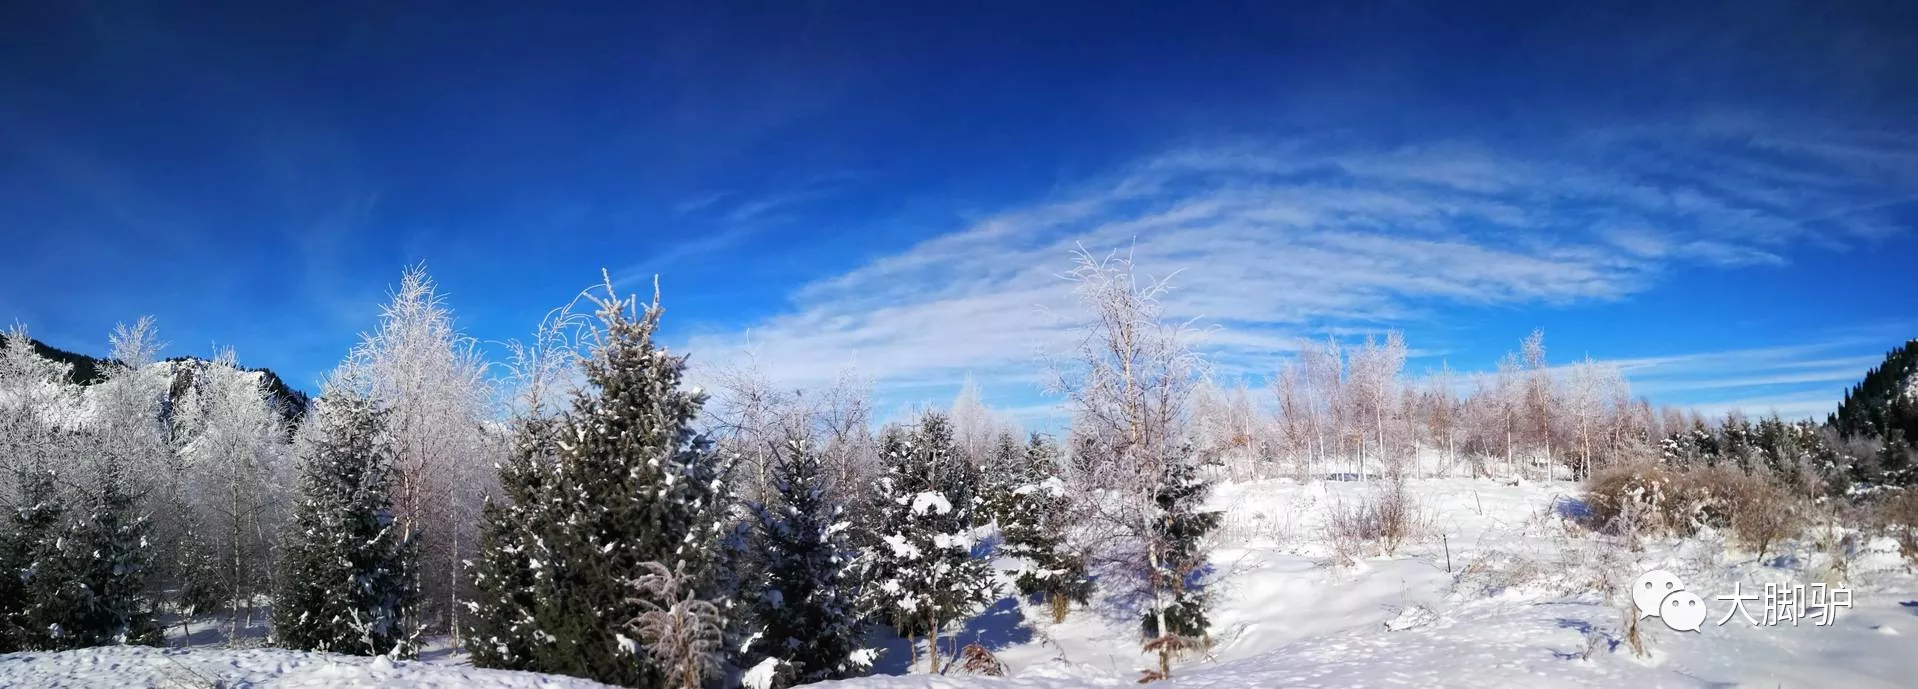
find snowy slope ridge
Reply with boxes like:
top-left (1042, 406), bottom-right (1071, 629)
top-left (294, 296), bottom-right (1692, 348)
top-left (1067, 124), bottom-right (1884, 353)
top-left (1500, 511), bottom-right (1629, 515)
top-left (0, 645), bottom-right (618, 689)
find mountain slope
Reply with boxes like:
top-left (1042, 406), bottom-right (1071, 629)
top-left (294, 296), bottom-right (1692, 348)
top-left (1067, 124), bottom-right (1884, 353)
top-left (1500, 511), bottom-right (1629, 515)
top-left (1829, 339), bottom-right (1918, 450)
top-left (0, 333), bottom-right (312, 424)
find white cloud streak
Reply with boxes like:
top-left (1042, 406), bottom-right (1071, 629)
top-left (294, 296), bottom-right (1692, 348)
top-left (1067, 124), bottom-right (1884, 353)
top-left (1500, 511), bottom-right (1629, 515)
top-left (684, 123), bottom-right (1917, 417)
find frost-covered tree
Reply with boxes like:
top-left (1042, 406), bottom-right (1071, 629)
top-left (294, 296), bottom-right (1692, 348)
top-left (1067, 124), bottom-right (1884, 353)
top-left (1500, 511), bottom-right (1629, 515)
top-left (173, 350), bottom-right (293, 640)
top-left (743, 436), bottom-right (867, 686)
top-left (1520, 329), bottom-right (1557, 461)
top-left (1000, 433), bottom-right (1089, 623)
top-left (1416, 362), bottom-right (1459, 472)
top-left (340, 265), bottom-right (497, 640)
top-left (860, 413), bottom-right (998, 675)
top-left (475, 276), bottom-right (733, 688)
top-left (949, 376), bottom-right (1014, 471)
top-left (1564, 356), bottom-right (1613, 480)
top-left (1192, 380), bottom-right (1264, 481)
top-left (1346, 332), bottom-right (1407, 478)
top-left (274, 388), bottom-right (419, 657)
top-left (1045, 249), bottom-right (1215, 679)
top-left (627, 562), bottom-right (726, 689)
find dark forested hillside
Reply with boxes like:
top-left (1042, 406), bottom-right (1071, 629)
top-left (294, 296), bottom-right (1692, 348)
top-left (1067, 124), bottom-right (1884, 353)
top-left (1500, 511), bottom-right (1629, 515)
top-left (1829, 339), bottom-right (1918, 458)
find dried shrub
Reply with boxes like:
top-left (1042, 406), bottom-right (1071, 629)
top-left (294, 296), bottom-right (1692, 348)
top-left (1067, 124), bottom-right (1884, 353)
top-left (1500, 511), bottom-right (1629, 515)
top-left (1584, 462), bottom-right (1801, 559)
top-left (1882, 489), bottom-right (1918, 565)
top-left (954, 643), bottom-right (1006, 677)
top-left (1726, 475), bottom-right (1798, 562)
top-left (1582, 462), bottom-right (1699, 540)
top-left (1327, 478), bottom-right (1428, 563)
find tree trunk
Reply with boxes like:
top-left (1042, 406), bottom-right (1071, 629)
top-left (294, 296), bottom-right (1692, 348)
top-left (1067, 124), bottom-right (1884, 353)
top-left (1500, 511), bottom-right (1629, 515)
top-left (930, 616), bottom-right (942, 674)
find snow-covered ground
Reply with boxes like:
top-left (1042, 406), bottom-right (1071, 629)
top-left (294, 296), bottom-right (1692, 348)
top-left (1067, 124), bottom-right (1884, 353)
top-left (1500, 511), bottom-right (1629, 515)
top-left (6, 475), bottom-right (1915, 688)
top-left (0, 645), bottom-right (616, 688)
top-left (824, 476), bottom-right (1918, 688)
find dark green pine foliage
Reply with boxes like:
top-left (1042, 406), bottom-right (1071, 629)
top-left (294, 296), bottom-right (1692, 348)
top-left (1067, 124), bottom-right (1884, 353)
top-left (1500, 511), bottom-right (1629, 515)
top-left (55, 449), bottom-right (163, 648)
top-left (0, 463), bottom-right (66, 651)
top-left (1001, 434), bottom-right (1091, 616)
top-left (168, 520), bottom-right (223, 623)
top-left (860, 413), bottom-right (999, 673)
top-left (501, 286), bottom-right (730, 688)
top-left (1140, 448), bottom-right (1222, 644)
top-left (1830, 340), bottom-right (1918, 485)
top-left (745, 436), bottom-right (866, 686)
top-left (274, 391), bottom-right (419, 657)
top-left (465, 416), bottom-right (561, 671)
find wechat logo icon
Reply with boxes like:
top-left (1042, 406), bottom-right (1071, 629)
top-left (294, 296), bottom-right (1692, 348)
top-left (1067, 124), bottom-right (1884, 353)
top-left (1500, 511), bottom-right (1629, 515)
top-left (1631, 569), bottom-right (1705, 632)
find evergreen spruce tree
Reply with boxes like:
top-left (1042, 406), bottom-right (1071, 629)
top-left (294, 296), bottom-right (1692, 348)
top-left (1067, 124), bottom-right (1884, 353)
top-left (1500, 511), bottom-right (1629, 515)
top-left (479, 279), bottom-right (731, 688)
top-left (1000, 434), bottom-right (1091, 623)
top-left (1140, 448), bottom-right (1221, 654)
top-left (465, 416), bottom-right (560, 670)
top-left (744, 436), bottom-right (866, 686)
top-left (0, 462), bottom-right (65, 652)
top-left (53, 447), bottom-right (163, 648)
top-left (1721, 415), bottom-right (1754, 472)
top-left (860, 413), bottom-right (998, 675)
top-left (977, 433), bottom-right (1025, 529)
top-left (274, 390), bottom-right (419, 657)
top-left (168, 520), bottom-right (223, 635)
top-left (1878, 429), bottom-right (1915, 485)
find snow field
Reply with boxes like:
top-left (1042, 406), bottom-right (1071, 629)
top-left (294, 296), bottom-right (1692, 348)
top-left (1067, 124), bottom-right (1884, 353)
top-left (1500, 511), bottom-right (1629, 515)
top-left (5, 475), bottom-right (1915, 688)
top-left (822, 476), bottom-right (1918, 688)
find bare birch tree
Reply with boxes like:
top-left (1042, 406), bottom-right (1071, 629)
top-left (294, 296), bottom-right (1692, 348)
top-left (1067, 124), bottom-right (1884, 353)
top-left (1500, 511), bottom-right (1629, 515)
top-left (1044, 247), bottom-right (1209, 677)
top-left (337, 265), bottom-right (498, 641)
top-left (174, 349), bottom-right (293, 641)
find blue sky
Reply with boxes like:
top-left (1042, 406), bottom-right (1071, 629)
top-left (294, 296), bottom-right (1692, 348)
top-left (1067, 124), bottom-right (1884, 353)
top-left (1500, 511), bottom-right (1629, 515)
top-left (1, 1), bottom-right (1913, 423)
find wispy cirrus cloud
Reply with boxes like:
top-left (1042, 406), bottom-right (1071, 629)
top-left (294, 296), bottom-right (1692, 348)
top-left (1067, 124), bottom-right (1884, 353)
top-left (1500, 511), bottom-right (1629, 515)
top-left (686, 122), bottom-right (1918, 417)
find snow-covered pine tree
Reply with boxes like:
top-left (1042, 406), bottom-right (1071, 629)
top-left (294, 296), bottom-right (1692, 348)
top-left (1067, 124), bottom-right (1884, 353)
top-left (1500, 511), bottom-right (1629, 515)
top-left (1001, 433), bottom-right (1090, 623)
top-left (977, 432), bottom-right (1024, 529)
top-left (53, 438), bottom-right (163, 649)
top-left (465, 415), bottom-right (560, 671)
top-left (1138, 446), bottom-right (1221, 656)
top-left (860, 412), bottom-right (998, 675)
top-left (745, 435), bottom-right (867, 686)
top-left (62, 319), bottom-right (169, 650)
top-left (273, 389), bottom-right (419, 657)
top-left (0, 462), bottom-right (65, 652)
top-left (499, 277), bottom-right (731, 688)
